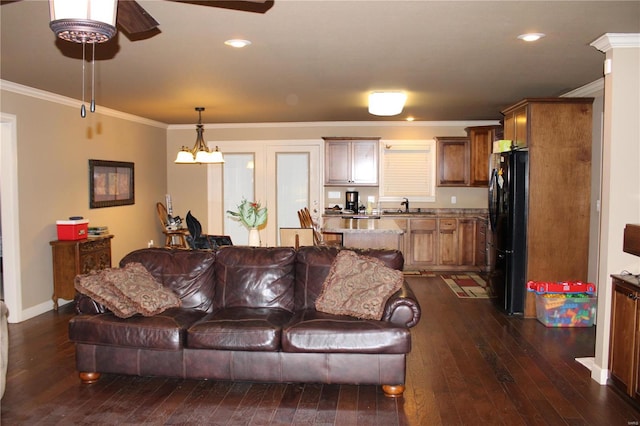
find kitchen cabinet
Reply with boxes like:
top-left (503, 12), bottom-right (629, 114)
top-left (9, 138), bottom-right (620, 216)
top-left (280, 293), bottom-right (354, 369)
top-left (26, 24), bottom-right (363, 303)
top-left (609, 275), bottom-right (640, 404)
top-left (466, 125), bottom-right (501, 187)
top-left (475, 217), bottom-right (489, 270)
top-left (323, 137), bottom-right (379, 186)
top-left (438, 218), bottom-right (458, 266)
top-left (502, 98), bottom-right (593, 318)
top-left (457, 218), bottom-right (476, 266)
top-left (435, 137), bottom-right (469, 186)
top-left (50, 235), bottom-right (113, 310)
top-left (408, 219), bottom-right (437, 266)
top-left (503, 105), bottom-right (528, 149)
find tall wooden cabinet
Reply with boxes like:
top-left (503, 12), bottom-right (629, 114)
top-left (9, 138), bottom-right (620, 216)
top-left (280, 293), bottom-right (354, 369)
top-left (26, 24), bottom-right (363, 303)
top-left (50, 235), bottom-right (113, 310)
top-left (609, 275), bottom-right (640, 404)
top-left (502, 98), bottom-right (593, 318)
top-left (323, 137), bottom-right (379, 186)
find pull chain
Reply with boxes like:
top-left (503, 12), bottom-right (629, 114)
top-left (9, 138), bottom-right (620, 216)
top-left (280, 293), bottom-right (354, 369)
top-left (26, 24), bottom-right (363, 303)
top-left (81, 41), bottom-right (86, 118)
top-left (90, 42), bottom-right (96, 113)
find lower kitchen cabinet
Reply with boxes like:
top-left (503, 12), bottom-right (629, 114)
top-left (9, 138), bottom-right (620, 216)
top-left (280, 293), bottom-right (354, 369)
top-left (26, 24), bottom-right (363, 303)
top-left (386, 212), bottom-right (488, 271)
top-left (609, 275), bottom-right (640, 404)
top-left (438, 218), bottom-right (458, 266)
top-left (408, 219), bottom-right (437, 266)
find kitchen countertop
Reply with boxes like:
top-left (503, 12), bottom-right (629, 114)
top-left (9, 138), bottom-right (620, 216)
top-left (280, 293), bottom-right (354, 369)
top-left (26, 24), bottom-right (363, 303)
top-left (322, 218), bottom-right (405, 234)
top-left (612, 273), bottom-right (640, 289)
top-left (323, 208), bottom-right (488, 219)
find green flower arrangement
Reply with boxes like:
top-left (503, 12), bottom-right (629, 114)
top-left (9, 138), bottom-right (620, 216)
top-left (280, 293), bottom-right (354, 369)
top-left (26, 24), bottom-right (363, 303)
top-left (226, 198), bottom-right (268, 229)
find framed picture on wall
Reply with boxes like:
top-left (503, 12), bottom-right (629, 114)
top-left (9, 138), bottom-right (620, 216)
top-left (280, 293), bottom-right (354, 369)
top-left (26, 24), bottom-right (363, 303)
top-left (89, 159), bottom-right (135, 208)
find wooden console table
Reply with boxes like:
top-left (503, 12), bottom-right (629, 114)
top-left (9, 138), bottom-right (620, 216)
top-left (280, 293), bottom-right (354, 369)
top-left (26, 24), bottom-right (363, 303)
top-left (49, 235), bottom-right (113, 310)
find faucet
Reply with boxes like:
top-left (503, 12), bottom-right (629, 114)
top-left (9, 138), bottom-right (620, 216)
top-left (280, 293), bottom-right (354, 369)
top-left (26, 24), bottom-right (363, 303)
top-left (401, 198), bottom-right (409, 213)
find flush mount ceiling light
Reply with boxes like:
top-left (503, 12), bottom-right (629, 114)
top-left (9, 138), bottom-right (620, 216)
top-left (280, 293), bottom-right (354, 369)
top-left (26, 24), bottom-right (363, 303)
top-left (175, 107), bottom-right (225, 164)
top-left (224, 39), bottom-right (252, 48)
top-left (517, 33), bottom-right (546, 42)
top-left (49, 0), bottom-right (118, 118)
top-left (368, 91), bottom-right (407, 116)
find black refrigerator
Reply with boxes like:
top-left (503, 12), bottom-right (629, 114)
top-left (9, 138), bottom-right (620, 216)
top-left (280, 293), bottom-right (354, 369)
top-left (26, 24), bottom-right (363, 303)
top-left (488, 150), bottom-right (528, 315)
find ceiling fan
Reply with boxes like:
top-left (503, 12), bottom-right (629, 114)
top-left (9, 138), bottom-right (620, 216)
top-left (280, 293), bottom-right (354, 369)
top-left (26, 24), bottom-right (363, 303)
top-left (0, 1), bottom-right (273, 37)
top-left (117, 0), bottom-right (273, 35)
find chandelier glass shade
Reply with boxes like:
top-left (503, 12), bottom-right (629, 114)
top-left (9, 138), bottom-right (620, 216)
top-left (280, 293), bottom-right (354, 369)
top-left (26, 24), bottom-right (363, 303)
top-left (175, 108), bottom-right (225, 164)
top-left (49, 0), bottom-right (117, 44)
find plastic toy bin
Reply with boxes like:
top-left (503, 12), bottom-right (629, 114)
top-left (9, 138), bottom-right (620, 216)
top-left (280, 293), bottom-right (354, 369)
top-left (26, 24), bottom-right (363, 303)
top-left (56, 220), bottom-right (89, 241)
top-left (527, 281), bottom-right (597, 328)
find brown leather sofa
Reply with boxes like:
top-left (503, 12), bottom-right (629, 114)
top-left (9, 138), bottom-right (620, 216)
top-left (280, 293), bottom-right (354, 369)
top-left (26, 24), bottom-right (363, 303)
top-left (69, 245), bottom-right (421, 397)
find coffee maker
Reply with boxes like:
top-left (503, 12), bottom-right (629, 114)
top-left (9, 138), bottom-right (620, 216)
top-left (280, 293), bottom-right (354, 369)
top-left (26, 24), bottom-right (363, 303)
top-left (345, 191), bottom-right (358, 212)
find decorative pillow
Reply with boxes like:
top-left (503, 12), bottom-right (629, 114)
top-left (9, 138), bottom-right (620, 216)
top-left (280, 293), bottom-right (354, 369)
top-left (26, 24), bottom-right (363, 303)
top-left (315, 250), bottom-right (404, 320)
top-left (75, 270), bottom-right (138, 318)
top-left (104, 262), bottom-right (182, 316)
top-left (74, 262), bottom-right (181, 318)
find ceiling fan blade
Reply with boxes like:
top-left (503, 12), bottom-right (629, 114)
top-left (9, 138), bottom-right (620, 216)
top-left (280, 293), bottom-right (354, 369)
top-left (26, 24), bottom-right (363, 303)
top-left (168, 1), bottom-right (274, 14)
top-left (117, 0), bottom-right (160, 35)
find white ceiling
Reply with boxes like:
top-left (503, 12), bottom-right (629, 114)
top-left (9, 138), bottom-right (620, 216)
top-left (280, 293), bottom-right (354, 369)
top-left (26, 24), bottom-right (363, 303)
top-left (1, 1), bottom-right (639, 125)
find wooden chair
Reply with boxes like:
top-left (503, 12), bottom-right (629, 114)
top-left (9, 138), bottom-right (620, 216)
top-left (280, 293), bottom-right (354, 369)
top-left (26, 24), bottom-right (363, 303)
top-left (156, 202), bottom-right (189, 249)
top-left (297, 207), bottom-right (341, 246)
top-left (279, 228), bottom-right (314, 249)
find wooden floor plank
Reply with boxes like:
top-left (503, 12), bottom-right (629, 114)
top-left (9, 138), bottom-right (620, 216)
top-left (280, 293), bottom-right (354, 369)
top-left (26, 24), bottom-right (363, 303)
top-left (2, 274), bottom-right (640, 425)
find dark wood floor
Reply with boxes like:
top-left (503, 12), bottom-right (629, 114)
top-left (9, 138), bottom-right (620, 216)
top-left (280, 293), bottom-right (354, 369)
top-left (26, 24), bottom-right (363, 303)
top-left (2, 275), bottom-right (639, 425)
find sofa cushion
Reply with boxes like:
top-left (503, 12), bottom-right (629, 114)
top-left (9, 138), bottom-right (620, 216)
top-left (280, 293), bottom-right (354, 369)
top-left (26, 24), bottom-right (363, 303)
top-left (75, 262), bottom-right (182, 318)
top-left (213, 247), bottom-right (296, 312)
top-left (282, 309), bottom-right (411, 354)
top-left (187, 307), bottom-right (292, 351)
top-left (74, 270), bottom-right (139, 318)
top-left (315, 250), bottom-right (404, 320)
top-left (68, 308), bottom-right (207, 350)
top-left (294, 246), bottom-right (404, 310)
top-left (120, 248), bottom-right (217, 313)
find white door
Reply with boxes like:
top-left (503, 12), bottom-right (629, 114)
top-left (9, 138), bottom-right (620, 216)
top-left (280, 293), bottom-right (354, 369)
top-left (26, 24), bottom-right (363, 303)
top-left (208, 140), bottom-right (321, 247)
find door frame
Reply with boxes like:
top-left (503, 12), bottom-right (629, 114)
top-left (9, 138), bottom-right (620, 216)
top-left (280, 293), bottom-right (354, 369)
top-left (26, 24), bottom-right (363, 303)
top-left (1, 113), bottom-right (23, 323)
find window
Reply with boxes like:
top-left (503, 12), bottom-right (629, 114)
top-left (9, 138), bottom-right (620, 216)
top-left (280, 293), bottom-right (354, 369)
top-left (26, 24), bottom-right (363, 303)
top-left (379, 140), bottom-right (436, 202)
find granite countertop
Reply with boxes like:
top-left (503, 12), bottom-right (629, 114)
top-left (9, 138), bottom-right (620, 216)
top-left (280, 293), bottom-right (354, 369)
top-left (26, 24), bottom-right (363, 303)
top-left (612, 273), bottom-right (640, 289)
top-left (322, 218), bottom-right (405, 234)
top-left (323, 208), bottom-right (488, 219)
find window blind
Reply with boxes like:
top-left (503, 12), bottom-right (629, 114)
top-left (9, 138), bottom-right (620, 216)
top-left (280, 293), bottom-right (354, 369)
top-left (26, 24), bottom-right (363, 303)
top-left (379, 140), bottom-right (435, 202)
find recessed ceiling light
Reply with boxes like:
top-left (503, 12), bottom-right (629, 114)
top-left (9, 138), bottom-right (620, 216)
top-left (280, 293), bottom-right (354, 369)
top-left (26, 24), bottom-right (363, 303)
top-left (517, 33), bottom-right (546, 42)
top-left (406, 116), bottom-right (415, 122)
top-left (224, 39), bottom-right (251, 48)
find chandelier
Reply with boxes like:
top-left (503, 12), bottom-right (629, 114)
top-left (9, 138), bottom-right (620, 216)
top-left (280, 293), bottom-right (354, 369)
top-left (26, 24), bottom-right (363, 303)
top-left (175, 108), bottom-right (225, 164)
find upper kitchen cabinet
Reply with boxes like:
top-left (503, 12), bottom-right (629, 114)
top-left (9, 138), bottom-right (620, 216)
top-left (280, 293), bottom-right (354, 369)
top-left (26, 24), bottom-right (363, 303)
top-left (324, 137), bottom-right (379, 186)
top-left (435, 136), bottom-right (469, 186)
top-left (503, 104), bottom-right (528, 148)
top-left (466, 125), bottom-right (502, 187)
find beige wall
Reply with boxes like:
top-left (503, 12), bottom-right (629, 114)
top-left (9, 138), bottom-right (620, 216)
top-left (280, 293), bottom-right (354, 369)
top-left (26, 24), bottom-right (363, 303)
top-left (592, 38), bottom-right (640, 384)
top-left (167, 120), bottom-right (498, 234)
top-left (1, 85), bottom-right (167, 318)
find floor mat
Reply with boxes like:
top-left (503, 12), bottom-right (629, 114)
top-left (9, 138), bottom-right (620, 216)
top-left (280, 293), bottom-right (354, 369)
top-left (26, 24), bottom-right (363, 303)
top-left (441, 273), bottom-right (491, 299)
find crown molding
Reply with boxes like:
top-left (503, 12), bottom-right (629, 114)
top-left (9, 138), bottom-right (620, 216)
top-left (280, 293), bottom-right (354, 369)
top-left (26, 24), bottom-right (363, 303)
top-left (591, 33), bottom-right (640, 53)
top-left (168, 120), bottom-right (501, 131)
top-left (0, 80), bottom-right (167, 129)
top-left (562, 78), bottom-right (604, 97)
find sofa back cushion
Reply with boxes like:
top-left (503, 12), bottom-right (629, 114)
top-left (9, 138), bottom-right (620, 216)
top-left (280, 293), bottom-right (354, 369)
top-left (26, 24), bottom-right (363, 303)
top-left (120, 248), bottom-right (216, 313)
top-left (294, 246), bottom-right (405, 310)
top-left (213, 246), bottom-right (297, 312)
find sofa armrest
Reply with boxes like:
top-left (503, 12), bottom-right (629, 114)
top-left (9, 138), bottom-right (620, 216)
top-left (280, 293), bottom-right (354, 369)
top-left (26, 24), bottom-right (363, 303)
top-left (74, 293), bottom-right (109, 315)
top-left (382, 281), bottom-right (421, 328)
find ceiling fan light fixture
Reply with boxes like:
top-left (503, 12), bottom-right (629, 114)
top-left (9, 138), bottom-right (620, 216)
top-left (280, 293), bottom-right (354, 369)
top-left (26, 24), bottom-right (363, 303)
top-left (224, 39), bottom-right (252, 48)
top-left (175, 108), bottom-right (225, 164)
top-left (368, 91), bottom-right (407, 116)
top-left (49, 0), bottom-right (118, 43)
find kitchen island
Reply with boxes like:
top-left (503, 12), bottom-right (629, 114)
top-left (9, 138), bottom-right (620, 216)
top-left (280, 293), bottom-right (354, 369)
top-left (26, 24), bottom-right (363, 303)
top-left (322, 218), bottom-right (405, 251)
